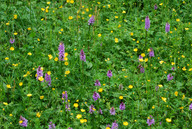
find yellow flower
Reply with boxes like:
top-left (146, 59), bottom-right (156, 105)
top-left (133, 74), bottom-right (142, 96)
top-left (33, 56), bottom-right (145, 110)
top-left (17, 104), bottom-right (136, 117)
top-left (174, 91), bottom-right (178, 96)
top-left (133, 48), bottom-right (138, 52)
top-left (159, 61), bottom-right (164, 64)
top-left (185, 28), bottom-right (189, 30)
top-left (52, 88), bottom-right (55, 90)
top-left (14, 32), bottom-right (18, 35)
top-left (122, 11), bottom-right (126, 13)
top-left (81, 109), bottom-right (85, 112)
top-left (89, 14), bottom-right (92, 17)
top-left (97, 2), bottom-right (100, 4)
top-left (68, 16), bottom-right (73, 20)
top-left (106, 19), bottom-right (109, 21)
top-left (19, 120), bottom-right (23, 124)
top-left (182, 67), bottom-right (186, 71)
top-left (40, 96), bottom-right (44, 99)
top-left (130, 32), bottom-right (133, 36)
top-left (141, 53), bottom-right (145, 57)
top-left (84, 119), bottom-right (87, 122)
top-left (36, 112), bottom-right (41, 117)
top-left (27, 27), bottom-right (31, 30)
top-left (128, 85), bottom-right (133, 89)
top-left (145, 58), bottom-right (148, 62)
top-left (10, 47), bottom-right (14, 51)
top-left (98, 88), bottom-right (103, 93)
top-left (38, 76), bottom-right (44, 81)
top-left (74, 103), bottom-right (79, 108)
top-left (6, 22), bottom-right (9, 26)
top-left (179, 107), bottom-right (184, 110)
top-left (86, 8), bottom-right (89, 12)
top-left (166, 118), bottom-right (172, 123)
top-left (70, 0), bottom-right (74, 3)
top-left (118, 24), bottom-right (121, 28)
top-left (115, 38), bottom-right (118, 43)
top-left (3, 102), bottom-right (8, 105)
top-left (9, 114), bottom-right (13, 116)
top-left (41, 8), bottom-right (45, 11)
top-left (189, 98), bottom-right (192, 101)
top-left (27, 94), bottom-right (32, 97)
top-left (80, 119), bottom-right (85, 123)
top-left (76, 114), bottom-right (82, 119)
top-left (14, 14), bottom-right (17, 19)
top-left (111, 30), bottom-right (113, 33)
top-left (182, 94), bottom-right (185, 100)
top-left (6, 84), bottom-right (11, 89)
top-left (108, 4), bottom-right (110, 8)
top-left (106, 127), bottom-right (110, 129)
top-left (98, 34), bottom-right (102, 37)
top-left (152, 105), bottom-right (155, 109)
top-left (5, 57), bottom-right (9, 60)
top-left (65, 70), bottom-right (70, 75)
top-left (47, 2), bottom-right (51, 4)
top-left (171, 62), bottom-right (175, 65)
top-left (123, 121), bottom-right (128, 126)
top-left (189, 68), bottom-right (192, 71)
top-left (170, 31), bottom-right (173, 33)
top-left (54, 57), bottom-right (58, 61)
top-left (119, 96), bottom-right (123, 100)
top-left (115, 16), bottom-right (118, 18)
top-left (19, 82), bottom-right (23, 86)
top-left (176, 19), bottom-right (180, 22)
top-left (47, 71), bottom-right (51, 75)
top-left (64, 57), bottom-right (68, 61)
top-left (28, 52), bottom-right (32, 56)
top-left (159, 3), bottom-right (163, 5)
top-left (161, 97), bottom-right (167, 102)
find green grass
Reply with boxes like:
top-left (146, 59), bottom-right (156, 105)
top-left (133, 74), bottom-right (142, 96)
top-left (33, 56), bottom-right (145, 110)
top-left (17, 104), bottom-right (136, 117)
top-left (0, 0), bottom-right (192, 128)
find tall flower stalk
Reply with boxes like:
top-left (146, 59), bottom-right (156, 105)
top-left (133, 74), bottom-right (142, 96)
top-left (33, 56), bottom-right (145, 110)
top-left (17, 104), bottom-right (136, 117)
top-left (88, 15), bottom-right (95, 51)
top-left (145, 16), bottom-right (150, 50)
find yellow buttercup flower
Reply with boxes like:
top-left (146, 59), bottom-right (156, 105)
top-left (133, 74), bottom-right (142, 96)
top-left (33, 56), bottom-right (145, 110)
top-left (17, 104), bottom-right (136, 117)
top-left (14, 14), bottom-right (17, 19)
top-left (5, 57), bottom-right (9, 60)
top-left (80, 119), bottom-right (85, 123)
top-left (36, 112), bottom-right (41, 117)
top-left (141, 53), bottom-right (145, 57)
top-left (182, 67), bottom-right (186, 71)
top-left (27, 27), bottom-right (31, 30)
top-left (19, 82), bottom-right (23, 86)
top-left (159, 61), bottom-right (164, 64)
top-left (81, 109), bottom-right (85, 112)
top-left (152, 105), bottom-right (155, 109)
top-left (47, 2), bottom-right (51, 4)
top-left (27, 94), bottom-right (32, 97)
top-left (98, 88), bottom-right (103, 93)
top-left (28, 52), bottom-right (32, 56)
top-left (74, 103), bottom-right (78, 108)
top-left (65, 70), bottom-right (70, 75)
top-left (128, 85), bottom-right (133, 89)
top-left (122, 11), bottom-right (126, 13)
top-left (119, 96), bottom-right (123, 100)
top-left (10, 47), bottom-right (14, 51)
top-left (133, 48), bottom-right (138, 52)
top-left (54, 57), bottom-right (58, 61)
top-left (130, 32), bottom-right (133, 36)
top-left (182, 94), bottom-right (185, 100)
top-left (98, 34), bottom-right (102, 37)
top-left (115, 38), bottom-right (118, 43)
top-left (161, 97), bottom-right (167, 102)
top-left (47, 71), bottom-right (51, 75)
top-left (40, 96), bottom-right (44, 99)
top-left (174, 91), bottom-right (178, 96)
top-left (123, 121), bottom-right (128, 126)
top-left (38, 76), bottom-right (44, 81)
top-left (3, 102), bottom-right (8, 105)
top-left (176, 19), bottom-right (180, 22)
top-left (68, 16), bottom-right (73, 20)
top-left (76, 114), bottom-right (82, 119)
top-left (166, 118), bottom-right (172, 123)
top-left (6, 85), bottom-right (11, 88)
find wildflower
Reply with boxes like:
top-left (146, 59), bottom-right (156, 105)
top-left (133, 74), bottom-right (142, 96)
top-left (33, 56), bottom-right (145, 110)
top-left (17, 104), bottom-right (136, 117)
top-left (147, 115), bottom-right (155, 126)
top-left (88, 15), bottom-right (95, 25)
top-left (19, 116), bottom-right (28, 127)
top-left (27, 94), bottom-right (32, 97)
top-left (62, 91), bottom-right (68, 102)
top-left (129, 85), bottom-right (133, 89)
top-left (10, 47), bottom-right (14, 51)
top-left (138, 64), bottom-right (145, 73)
top-left (65, 103), bottom-right (70, 111)
top-left (111, 121), bottom-right (118, 129)
top-left (45, 73), bottom-right (51, 86)
top-left (115, 38), bottom-right (118, 43)
top-left (36, 112), bottom-right (41, 117)
top-left (99, 108), bottom-right (103, 114)
top-left (5, 57), bottom-right (9, 60)
top-left (171, 67), bottom-right (175, 71)
top-left (167, 74), bottom-right (173, 81)
top-left (98, 33), bottom-right (101, 37)
top-left (58, 43), bottom-right (65, 61)
top-left (165, 22), bottom-right (170, 33)
top-left (139, 55), bottom-right (143, 62)
top-left (119, 102), bottom-right (125, 110)
top-left (10, 38), bottom-right (15, 44)
top-left (123, 121), bottom-right (128, 126)
top-left (74, 103), bottom-right (78, 108)
top-left (166, 118), bottom-right (172, 123)
top-left (149, 48), bottom-right (155, 57)
top-left (76, 114), bottom-right (82, 119)
top-left (95, 79), bottom-right (101, 86)
top-left (154, 4), bottom-right (158, 10)
top-left (80, 49), bottom-right (86, 62)
top-left (161, 97), bottom-right (167, 102)
top-left (89, 104), bottom-right (95, 114)
top-left (189, 103), bottom-right (192, 110)
top-left (28, 52), bottom-right (32, 56)
top-left (145, 16), bottom-right (150, 31)
top-left (68, 16), bottom-right (73, 20)
top-left (107, 70), bottom-right (112, 78)
top-left (6, 84), bottom-right (11, 88)
top-left (48, 121), bottom-right (56, 129)
top-left (3, 102), bottom-right (8, 105)
top-left (93, 92), bottom-right (100, 101)
top-left (174, 91), bottom-right (178, 96)
top-left (119, 96), bottom-right (123, 100)
top-left (14, 14), bottom-right (17, 19)
top-left (40, 96), bottom-right (44, 99)
top-left (110, 107), bottom-right (115, 115)
top-left (36, 66), bottom-right (43, 82)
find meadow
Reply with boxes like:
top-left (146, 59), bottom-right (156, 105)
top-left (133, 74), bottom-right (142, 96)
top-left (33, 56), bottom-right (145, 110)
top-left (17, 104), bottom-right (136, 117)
top-left (0, 0), bottom-right (192, 128)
